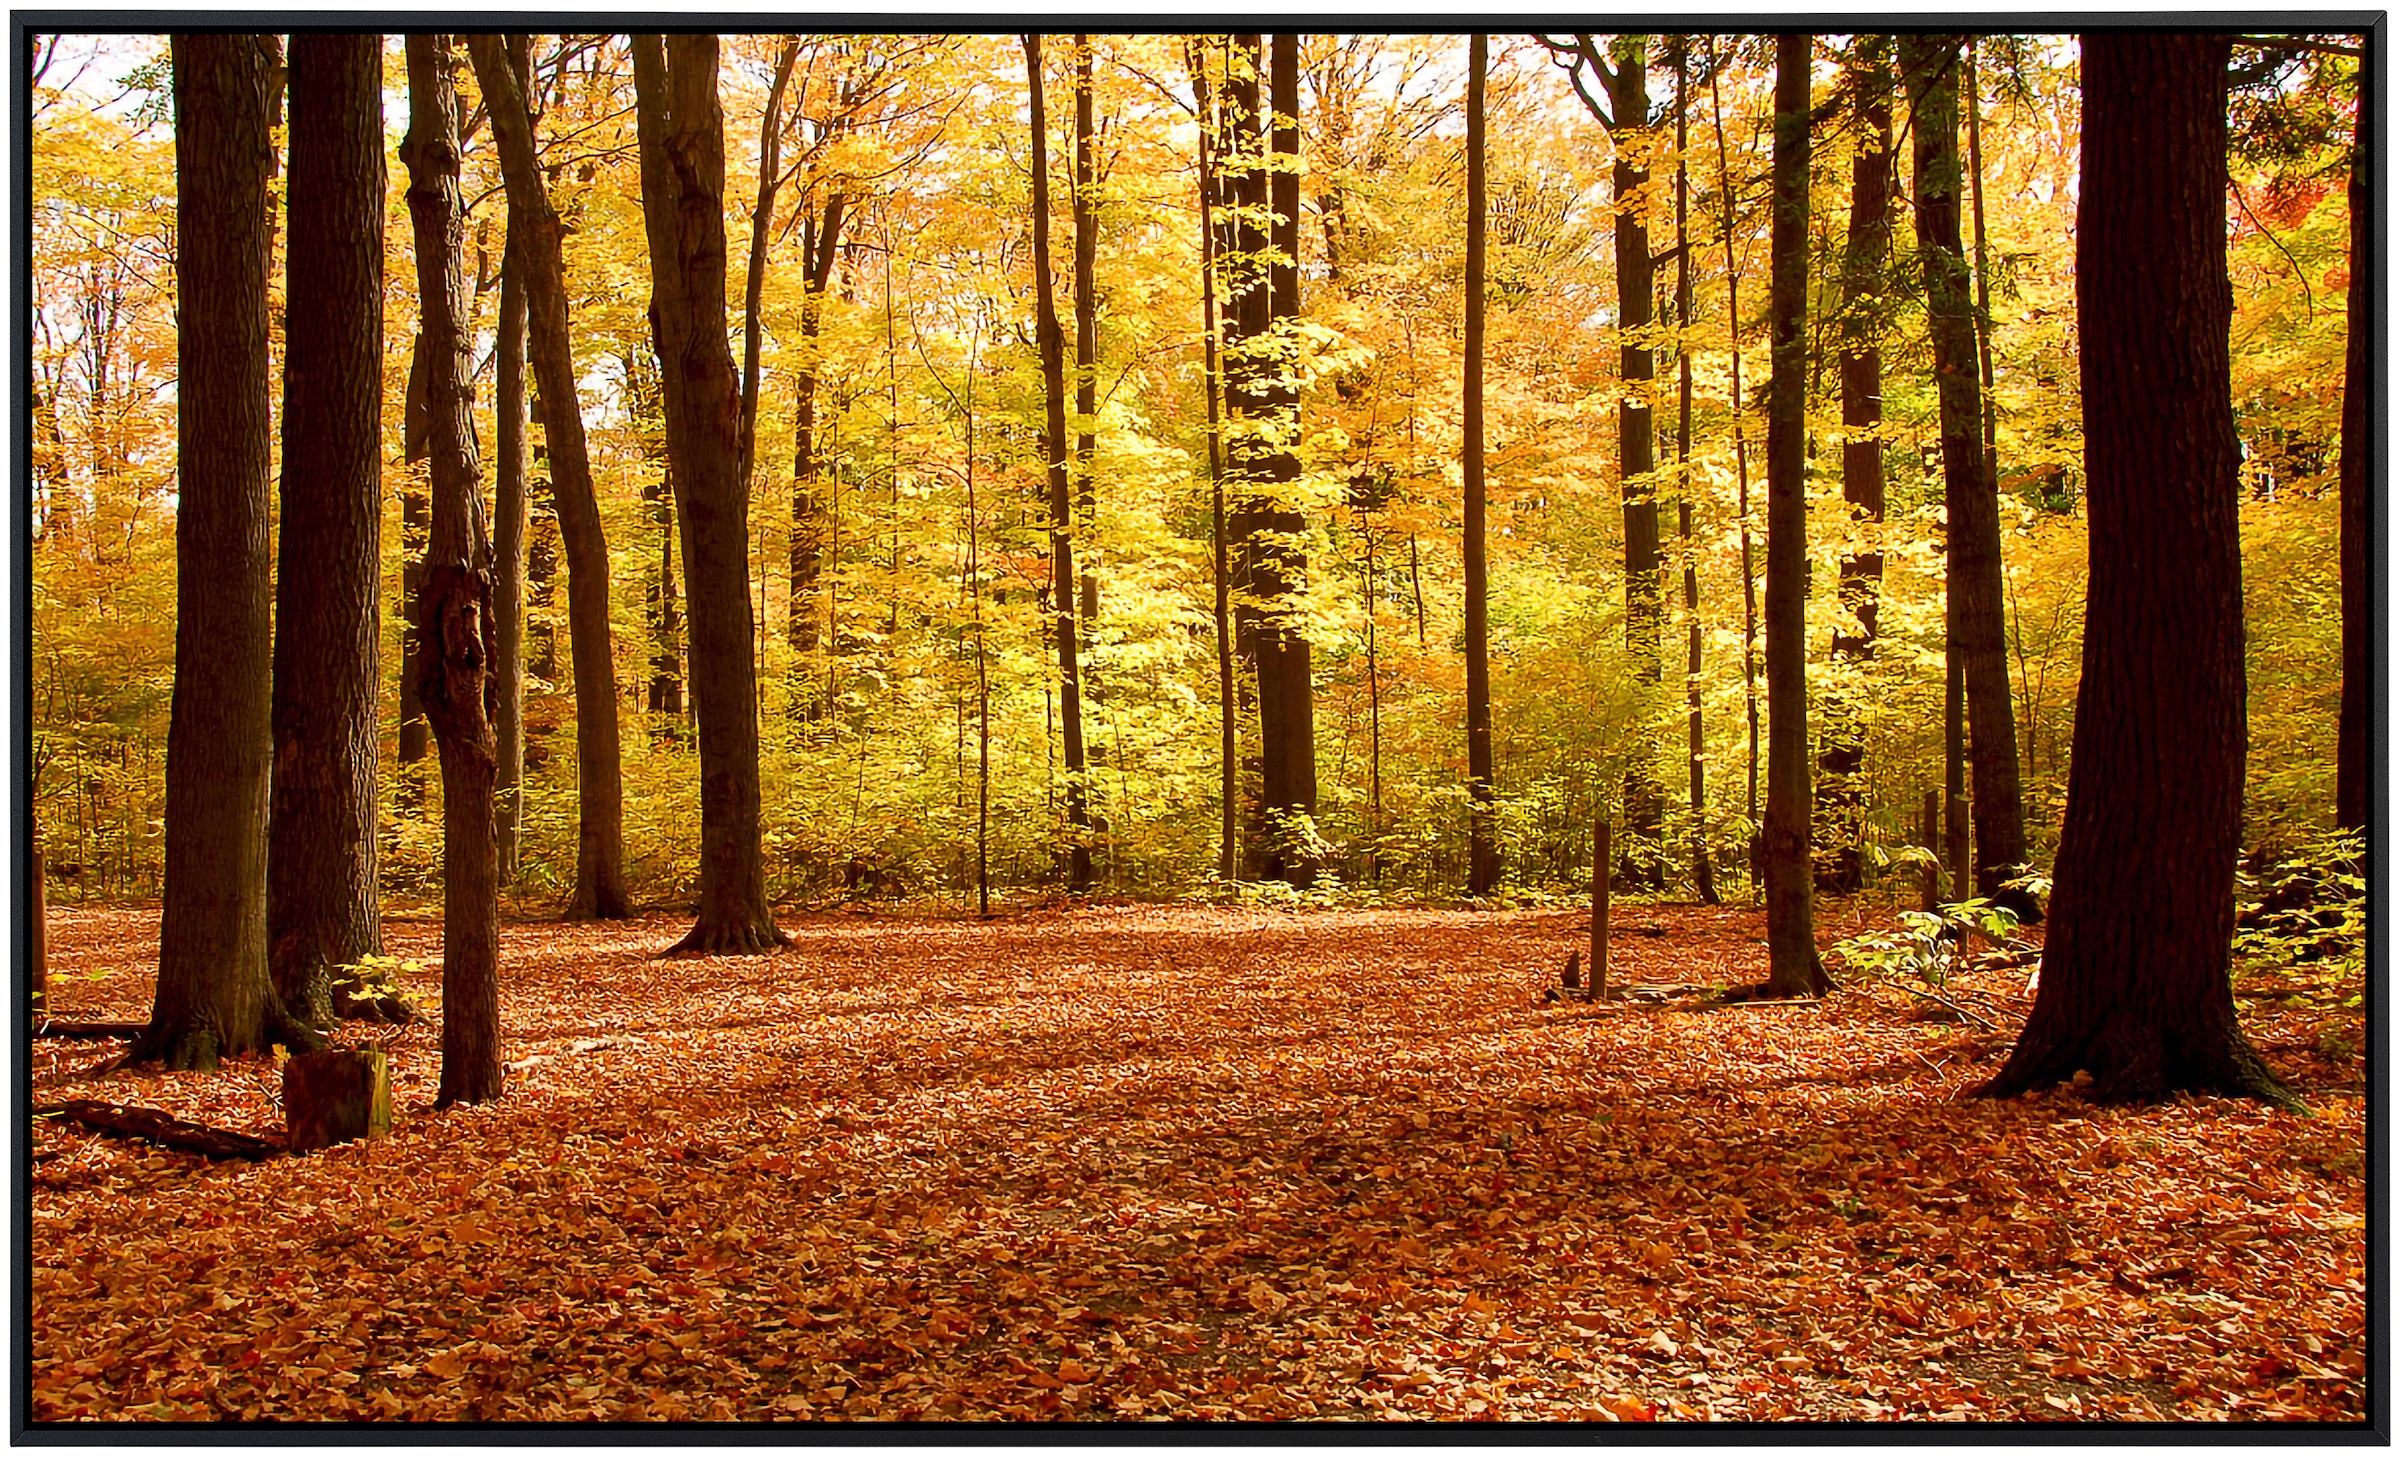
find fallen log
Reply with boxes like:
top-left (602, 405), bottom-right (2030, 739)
top-left (32, 1100), bottom-right (282, 1160)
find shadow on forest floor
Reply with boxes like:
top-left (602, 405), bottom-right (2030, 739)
top-left (27, 901), bottom-right (2367, 1424)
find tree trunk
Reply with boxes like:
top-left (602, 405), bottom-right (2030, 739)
top-left (739, 43), bottom-right (800, 500)
top-left (1073, 35), bottom-right (1102, 624)
top-left (1673, 37), bottom-right (1718, 907)
top-left (1463, 33), bottom-right (1498, 898)
top-left (491, 38), bottom-right (529, 887)
top-left (1191, 40), bottom-right (1239, 884)
top-left (269, 33), bottom-right (396, 1029)
top-left (1027, 33), bottom-right (1094, 893)
top-left (633, 33), bottom-right (788, 954)
top-left (1981, 34), bottom-right (2294, 1107)
top-left (1817, 34), bottom-right (1892, 898)
top-left (1759, 32), bottom-right (1829, 999)
top-left (627, 354), bottom-right (685, 727)
top-left (467, 33), bottom-right (632, 922)
top-left (1249, 32), bottom-right (1317, 886)
top-left (1704, 40), bottom-right (1763, 871)
top-left (2337, 54), bottom-right (2368, 832)
top-left (1904, 34), bottom-right (2025, 899)
top-left (138, 33), bottom-right (315, 1071)
top-left (788, 192), bottom-right (847, 717)
top-left (1611, 37), bottom-right (1666, 892)
top-left (403, 33), bottom-right (503, 1107)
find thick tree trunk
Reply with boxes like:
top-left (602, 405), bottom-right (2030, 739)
top-left (269, 33), bottom-right (396, 1029)
top-left (404, 34), bottom-right (503, 1107)
top-left (1252, 33), bottom-right (1318, 886)
top-left (1759, 33), bottom-right (1829, 999)
top-left (1817, 35), bottom-right (1892, 898)
top-left (1611, 37), bottom-right (1666, 892)
top-left (1463, 33), bottom-right (1498, 898)
top-left (1982, 34), bottom-right (2294, 1107)
top-left (1027, 33), bottom-right (1094, 892)
top-left (634, 34), bottom-right (788, 954)
top-left (139, 33), bottom-right (316, 1071)
top-left (2337, 60), bottom-right (2369, 833)
top-left (1905, 34), bottom-right (2025, 899)
top-left (467, 34), bottom-right (632, 922)
top-left (1191, 40), bottom-right (1239, 884)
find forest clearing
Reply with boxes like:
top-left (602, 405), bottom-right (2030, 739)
top-left (27, 899), bottom-right (2368, 1423)
top-left (24, 23), bottom-right (2377, 1430)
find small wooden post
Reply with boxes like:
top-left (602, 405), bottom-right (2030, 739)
top-left (284, 1049), bottom-right (392, 1153)
top-left (1591, 820), bottom-right (1611, 1002)
top-left (1919, 789), bottom-right (1941, 913)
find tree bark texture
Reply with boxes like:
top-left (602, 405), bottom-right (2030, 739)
top-left (1760, 33), bottom-right (1829, 999)
top-left (1240, 33), bottom-right (1318, 886)
top-left (139, 33), bottom-right (312, 1071)
top-left (1817, 35), bottom-right (1892, 897)
top-left (1904, 34), bottom-right (2025, 898)
top-left (1611, 39), bottom-right (1667, 890)
top-left (1027, 34), bottom-right (1095, 892)
top-left (1672, 39), bottom-right (1718, 906)
top-left (1981, 34), bottom-right (2294, 1106)
top-left (634, 33), bottom-right (788, 954)
top-left (491, 37), bottom-right (529, 887)
top-left (466, 34), bottom-right (632, 920)
top-left (2336, 56), bottom-right (2369, 833)
top-left (269, 33), bottom-right (394, 1029)
top-left (787, 191), bottom-right (846, 713)
top-left (403, 33), bottom-right (504, 1107)
top-left (1463, 33), bottom-right (1498, 898)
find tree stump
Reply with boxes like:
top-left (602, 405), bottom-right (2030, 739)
top-left (284, 1048), bottom-right (391, 1153)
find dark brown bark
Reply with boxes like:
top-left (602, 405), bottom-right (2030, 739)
top-left (1981, 35), bottom-right (2295, 1108)
top-left (2337, 57), bottom-right (2369, 832)
top-left (467, 34), bottom-right (632, 922)
top-left (1611, 38), bottom-right (1666, 889)
top-left (1904, 34), bottom-right (2025, 899)
top-left (403, 33), bottom-right (503, 1107)
top-left (1190, 39), bottom-right (1238, 885)
top-left (627, 353), bottom-right (685, 725)
top-left (1463, 33), bottom-right (1498, 897)
top-left (1027, 33), bottom-right (1094, 892)
top-left (1817, 35), bottom-right (1892, 897)
top-left (740, 42), bottom-right (801, 500)
top-left (1759, 33), bottom-right (1829, 999)
top-left (634, 33), bottom-right (788, 954)
top-left (788, 191), bottom-right (846, 709)
top-left (139, 33), bottom-right (315, 1071)
top-left (491, 34), bottom-right (531, 888)
top-left (269, 33), bottom-right (395, 1029)
top-left (1242, 32), bottom-right (1317, 886)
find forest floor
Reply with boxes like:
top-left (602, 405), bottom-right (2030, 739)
top-left (26, 898), bottom-right (2367, 1425)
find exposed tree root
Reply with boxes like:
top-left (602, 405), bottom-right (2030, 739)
top-left (34, 1100), bottom-right (281, 1160)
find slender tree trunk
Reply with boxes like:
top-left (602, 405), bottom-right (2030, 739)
top-left (788, 192), bottom-right (847, 718)
top-left (627, 355), bottom-right (685, 727)
top-left (140, 32), bottom-right (316, 1070)
top-left (739, 43), bottom-right (800, 501)
top-left (1705, 41), bottom-right (1763, 880)
top-left (1905, 34), bottom-right (2025, 901)
top-left (1191, 39), bottom-right (1239, 884)
top-left (1818, 35), bottom-right (1892, 898)
top-left (1026, 33), bottom-right (1094, 892)
top-left (403, 33), bottom-right (503, 1107)
top-left (1981, 35), bottom-right (2294, 1107)
top-left (468, 35), bottom-right (631, 921)
top-left (1674, 38), bottom-right (1718, 906)
top-left (1606, 38), bottom-right (1666, 891)
top-left (491, 37), bottom-right (529, 887)
top-left (1759, 33), bottom-right (1829, 999)
top-left (2337, 52), bottom-right (2369, 832)
top-left (270, 34), bottom-right (395, 1028)
top-left (1073, 35), bottom-right (1102, 624)
top-left (634, 33), bottom-right (788, 954)
top-left (1463, 33), bottom-right (1497, 897)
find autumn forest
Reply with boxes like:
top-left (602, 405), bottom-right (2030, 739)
top-left (24, 27), bottom-right (2374, 1425)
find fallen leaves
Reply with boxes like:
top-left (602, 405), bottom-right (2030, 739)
top-left (25, 900), bottom-right (2369, 1423)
